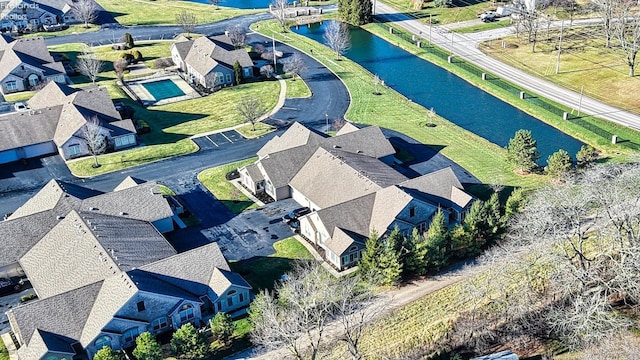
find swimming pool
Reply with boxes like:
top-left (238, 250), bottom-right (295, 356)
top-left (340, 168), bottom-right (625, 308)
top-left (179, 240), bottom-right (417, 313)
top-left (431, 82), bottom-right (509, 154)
top-left (142, 79), bottom-right (186, 101)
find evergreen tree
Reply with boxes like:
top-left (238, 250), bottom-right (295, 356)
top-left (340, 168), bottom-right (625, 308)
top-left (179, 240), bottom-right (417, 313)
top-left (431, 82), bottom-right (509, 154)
top-left (338, 0), bottom-right (373, 25)
top-left (133, 332), bottom-right (162, 360)
top-left (359, 230), bottom-right (382, 278)
top-left (449, 224), bottom-right (474, 258)
top-left (546, 149), bottom-right (572, 178)
top-left (94, 347), bottom-right (123, 360)
top-left (505, 129), bottom-right (539, 173)
top-left (423, 210), bottom-right (449, 271)
top-left (504, 188), bottom-right (527, 220)
top-left (484, 192), bottom-right (503, 236)
top-left (233, 60), bottom-right (243, 85)
top-left (576, 144), bottom-right (598, 166)
top-left (124, 32), bottom-right (135, 49)
top-left (210, 312), bottom-right (235, 345)
top-left (378, 230), bottom-right (403, 286)
top-left (170, 323), bottom-right (209, 360)
top-left (404, 228), bottom-right (428, 276)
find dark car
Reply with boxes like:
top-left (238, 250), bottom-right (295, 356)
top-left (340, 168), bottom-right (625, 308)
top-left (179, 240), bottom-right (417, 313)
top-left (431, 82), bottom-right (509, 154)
top-left (0, 277), bottom-right (24, 295)
top-left (282, 207), bottom-right (311, 223)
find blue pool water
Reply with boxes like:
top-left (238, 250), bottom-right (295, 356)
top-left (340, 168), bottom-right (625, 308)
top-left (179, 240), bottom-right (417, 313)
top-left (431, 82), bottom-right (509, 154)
top-left (142, 79), bottom-right (185, 101)
top-left (292, 21), bottom-right (584, 163)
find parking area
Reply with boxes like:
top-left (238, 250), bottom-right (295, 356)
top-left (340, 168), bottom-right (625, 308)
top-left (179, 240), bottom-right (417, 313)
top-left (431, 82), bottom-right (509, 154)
top-left (202, 198), bottom-right (301, 261)
top-left (192, 130), bottom-right (247, 151)
top-left (0, 286), bottom-right (36, 334)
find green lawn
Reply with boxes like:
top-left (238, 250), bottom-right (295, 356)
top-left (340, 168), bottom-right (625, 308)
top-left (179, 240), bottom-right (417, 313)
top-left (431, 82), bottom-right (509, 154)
top-left (95, 0), bottom-right (262, 26)
top-left (3, 91), bottom-right (35, 102)
top-left (22, 24), bottom-right (100, 38)
top-left (49, 41), bottom-right (281, 177)
top-left (454, 18), bottom-right (511, 33)
top-left (381, 0), bottom-right (496, 25)
top-left (230, 237), bottom-right (314, 292)
top-left (284, 75), bottom-right (312, 98)
top-left (253, 20), bottom-right (547, 190)
top-left (0, 337), bottom-right (8, 360)
top-left (198, 158), bottom-right (259, 214)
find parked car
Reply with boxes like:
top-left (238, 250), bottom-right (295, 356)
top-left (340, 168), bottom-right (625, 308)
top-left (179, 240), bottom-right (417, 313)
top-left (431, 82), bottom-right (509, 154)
top-left (0, 277), bottom-right (24, 295)
top-left (480, 11), bottom-right (497, 22)
top-left (13, 102), bottom-right (27, 112)
top-left (282, 207), bottom-right (311, 223)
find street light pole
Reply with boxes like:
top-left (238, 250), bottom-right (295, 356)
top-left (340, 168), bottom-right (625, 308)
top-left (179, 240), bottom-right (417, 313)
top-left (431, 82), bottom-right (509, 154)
top-left (325, 113), bottom-right (329, 133)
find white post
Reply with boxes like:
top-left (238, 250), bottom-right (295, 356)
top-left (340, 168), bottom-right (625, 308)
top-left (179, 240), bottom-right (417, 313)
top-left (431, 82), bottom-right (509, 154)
top-left (272, 34), bottom-right (277, 70)
top-left (429, 14), bottom-right (432, 44)
top-left (555, 20), bottom-right (564, 75)
top-left (577, 85), bottom-right (584, 116)
top-left (325, 113), bottom-right (329, 133)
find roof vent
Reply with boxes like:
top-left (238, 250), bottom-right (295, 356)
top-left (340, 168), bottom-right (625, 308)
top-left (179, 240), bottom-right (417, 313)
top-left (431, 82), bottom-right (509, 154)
top-left (357, 150), bottom-right (363, 154)
top-left (56, 215), bottom-right (64, 220)
top-left (333, 145), bottom-right (341, 149)
top-left (89, 207), bottom-right (98, 211)
top-left (120, 212), bottom-right (127, 216)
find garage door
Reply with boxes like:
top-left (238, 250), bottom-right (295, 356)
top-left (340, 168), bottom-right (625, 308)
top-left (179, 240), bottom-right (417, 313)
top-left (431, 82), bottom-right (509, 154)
top-left (0, 149), bottom-right (19, 164)
top-left (24, 142), bottom-right (56, 158)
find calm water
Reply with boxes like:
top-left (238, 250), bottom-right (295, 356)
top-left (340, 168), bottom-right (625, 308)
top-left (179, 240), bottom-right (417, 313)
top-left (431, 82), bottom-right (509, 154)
top-left (187, 0), bottom-right (273, 9)
top-left (292, 22), bottom-right (584, 163)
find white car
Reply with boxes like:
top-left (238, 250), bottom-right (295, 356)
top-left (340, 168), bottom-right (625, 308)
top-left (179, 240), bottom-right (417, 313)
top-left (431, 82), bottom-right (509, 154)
top-left (480, 11), bottom-right (497, 22)
top-left (13, 101), bottom-right (27, 112)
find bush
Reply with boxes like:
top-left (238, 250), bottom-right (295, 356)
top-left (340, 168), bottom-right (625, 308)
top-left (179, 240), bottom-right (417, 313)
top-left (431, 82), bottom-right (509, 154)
top-left (20, 293), bottom-right (36, 302)
top-left (119, 52), bottom-right (134, 64)
top-left (131, 50), bottom-right (143, 63)
top-left (153, 57), bottom-right (174, 69)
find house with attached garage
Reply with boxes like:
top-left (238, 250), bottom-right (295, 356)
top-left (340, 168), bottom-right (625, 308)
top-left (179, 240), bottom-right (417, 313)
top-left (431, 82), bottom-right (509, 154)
top-left (0, 34), bottom-right (66, 94)
top-left (239, 122), bottom-right (474, 270)
top-left (0, 0), bottom-right (82, 32)
top-left (170, 34), bottom-right (254, 90)
top-left (2, 178), bottom-right (252, 360)
top-left (0, 81), bottom-right (137, 165)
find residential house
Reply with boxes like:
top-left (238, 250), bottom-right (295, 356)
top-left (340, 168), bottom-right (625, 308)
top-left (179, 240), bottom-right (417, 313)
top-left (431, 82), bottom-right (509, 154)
top-left (0, 34), bottom-right (66, 94)
top-left (170, 34), bottom-right (254, 90)
top-left (2, 178), bottom-right (252, 360)
top-left (0, 0), bottom-right (80, 32)
top-left (239, 122), bottom-right (474, 270)
top-left (0, 81), bottom-right (137, 164)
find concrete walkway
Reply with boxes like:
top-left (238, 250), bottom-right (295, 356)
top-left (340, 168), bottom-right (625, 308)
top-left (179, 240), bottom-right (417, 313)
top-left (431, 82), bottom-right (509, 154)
top-left (374, 3), bottom-right (640, 131)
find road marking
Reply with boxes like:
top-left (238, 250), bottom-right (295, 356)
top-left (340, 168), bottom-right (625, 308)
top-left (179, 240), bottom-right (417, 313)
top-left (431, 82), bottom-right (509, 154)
top-left (204, 136), bottom-right (218, 147)
top-left (221, 132), bottom-right (233, 143)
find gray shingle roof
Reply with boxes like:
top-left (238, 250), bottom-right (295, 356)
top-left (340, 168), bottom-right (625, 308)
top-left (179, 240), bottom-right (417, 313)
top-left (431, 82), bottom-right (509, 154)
top-left (324, 227), bottom-right (364, 256)
top-left (19, 210), bottom-right (175, 299)
top-left (289, 147), bottom-right (407, 209)
top-left (323, 125), bottom-right (395, 159)
top-left (0, 36), bottom-right (65, 82)
top-left (113, 176), bottom-right (145, 191)
top-left (0, 106), bottom-right (61, 152)
top-left (8, 281), bottom-right (103, 346)
top-left (180, 35), bottom-right (253, 77)
top-left (314, 193), bottom-right (376, 239)
top-left (398, 167), bottom-right (473, 210)
top-left (259, 144), bottom-right (317, 188)
top-left (257, 122), bottom-right (325, 158)
top-left (369, 185), bottom-right (413, 235)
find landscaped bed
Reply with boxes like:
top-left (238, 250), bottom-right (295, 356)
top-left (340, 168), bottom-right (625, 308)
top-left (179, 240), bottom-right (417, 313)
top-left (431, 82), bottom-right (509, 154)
top-left (198, 158), bottom-right (259, 214)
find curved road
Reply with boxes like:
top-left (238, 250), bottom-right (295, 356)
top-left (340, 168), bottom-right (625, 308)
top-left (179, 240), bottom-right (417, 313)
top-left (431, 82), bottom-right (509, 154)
top-left (0, 29), bottom-right (350, 216)
top-left (375, 3), bottom-right (640, 130)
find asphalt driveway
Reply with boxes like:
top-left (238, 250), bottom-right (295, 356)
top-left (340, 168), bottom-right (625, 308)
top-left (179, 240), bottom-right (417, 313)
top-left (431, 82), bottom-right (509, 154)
top-left (201, 198), bottom-right (300, 261)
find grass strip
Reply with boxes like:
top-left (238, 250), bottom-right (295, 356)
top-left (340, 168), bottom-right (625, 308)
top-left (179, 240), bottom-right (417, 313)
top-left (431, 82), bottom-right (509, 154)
top-left (198, 158), bottom-right (259, 214)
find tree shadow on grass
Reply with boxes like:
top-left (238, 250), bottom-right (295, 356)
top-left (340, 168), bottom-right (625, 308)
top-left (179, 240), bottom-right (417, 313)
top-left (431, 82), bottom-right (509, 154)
top-left (230, 256), bottom-right (299, 292)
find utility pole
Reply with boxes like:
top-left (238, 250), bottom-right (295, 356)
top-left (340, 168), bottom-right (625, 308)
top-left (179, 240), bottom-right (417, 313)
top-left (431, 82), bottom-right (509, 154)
top-left (577, 85), bottom-right (584, 116)
top-left (555, 20), bottom-right (564, 75)
top-left (272, 34), bottom-right (277, 71)
top-left (373, 0), bottom-right (377, 15)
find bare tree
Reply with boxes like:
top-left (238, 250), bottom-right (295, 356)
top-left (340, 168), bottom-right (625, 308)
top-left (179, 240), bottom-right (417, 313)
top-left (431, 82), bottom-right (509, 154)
top-left (590, 0), bottom-right (616, 47)
top-left (323, 21), bottom-right (351, 59)
top-left (250, 261), bottom-right (338, 360)
top-left (271, 0), bottom-right (288, 32)
top-left (253, 43), bottom-right (267, 55)
top-left (260, 64), bottom-right (274, 77)
top-left (113, 58), bottom-right (128, 84)
top-left (77, 48), bottom-right (103, 84)
top-left (226, 25), bottom-right (246, 48)
top-left (71, 0), bottom-right (98, 28)
top-left (516, 9), bottom-right (543, 52)
top-left (612, 0), bottom-right (640, 76)
top-left (175, 10), bottom-right (197, 37)
top-left (236, 97), bottom-right (267, 131)
top-left (282, 53), bottom-right (307, 80)
top-left (82, 116), bottom-right (107, 168)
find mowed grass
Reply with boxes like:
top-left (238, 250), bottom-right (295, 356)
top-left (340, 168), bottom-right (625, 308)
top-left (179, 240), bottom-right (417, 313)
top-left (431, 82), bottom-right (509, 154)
top-left (381, 0), bottom-right (495, 25)
top-left (454, 18), bottom-right (511, 33)
top-left (198, 158), bottom-right (259, 214)
top-left (22, 24), bottom-right (100, 38)
top-left (237, 122), bottom-right (275, 138)
top-left (284, 75), bottom-right (312, 98)
top-left (50, 41), bottom-right (281, 176)
top-left (95, 0), bottom-right (261, 26)
top-left (0, 337), bottom-right (8, 360)
top-left (253, 20), bottom-right (547, 190)
top-left (230, 237), bottom-right (314, 292)
top-left (481, 27), bottom-right (640, 114)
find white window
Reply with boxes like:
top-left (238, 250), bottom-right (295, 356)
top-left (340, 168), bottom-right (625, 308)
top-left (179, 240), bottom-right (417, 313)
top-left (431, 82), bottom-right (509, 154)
top-left (68, 144), bottom-right (81, 156)
top-left (178, 304), bottom-right (194, 323)
top-left (115, 135), bottom-right (134, 147)
top-left (5, 81), bottom-right (17, 91)
top-left (123, 327), bottom-right (140, 343)
top-left (243, 68), bottom-right (251, 77)
top-left (94, 335), bottom-right (112, 350)
top-left (152, 317), bottom-right (168, 331)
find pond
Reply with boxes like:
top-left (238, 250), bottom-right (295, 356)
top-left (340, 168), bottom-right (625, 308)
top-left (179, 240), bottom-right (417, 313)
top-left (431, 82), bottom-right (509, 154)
top-left (186, 0), bottom-right (273, 9)
top-left (292, 21), bottom-right (584, 163)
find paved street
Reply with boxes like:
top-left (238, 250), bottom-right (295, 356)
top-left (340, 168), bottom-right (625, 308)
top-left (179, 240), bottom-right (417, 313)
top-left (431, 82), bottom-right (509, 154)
top-left (374, 3), bottom-right (640, 130)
